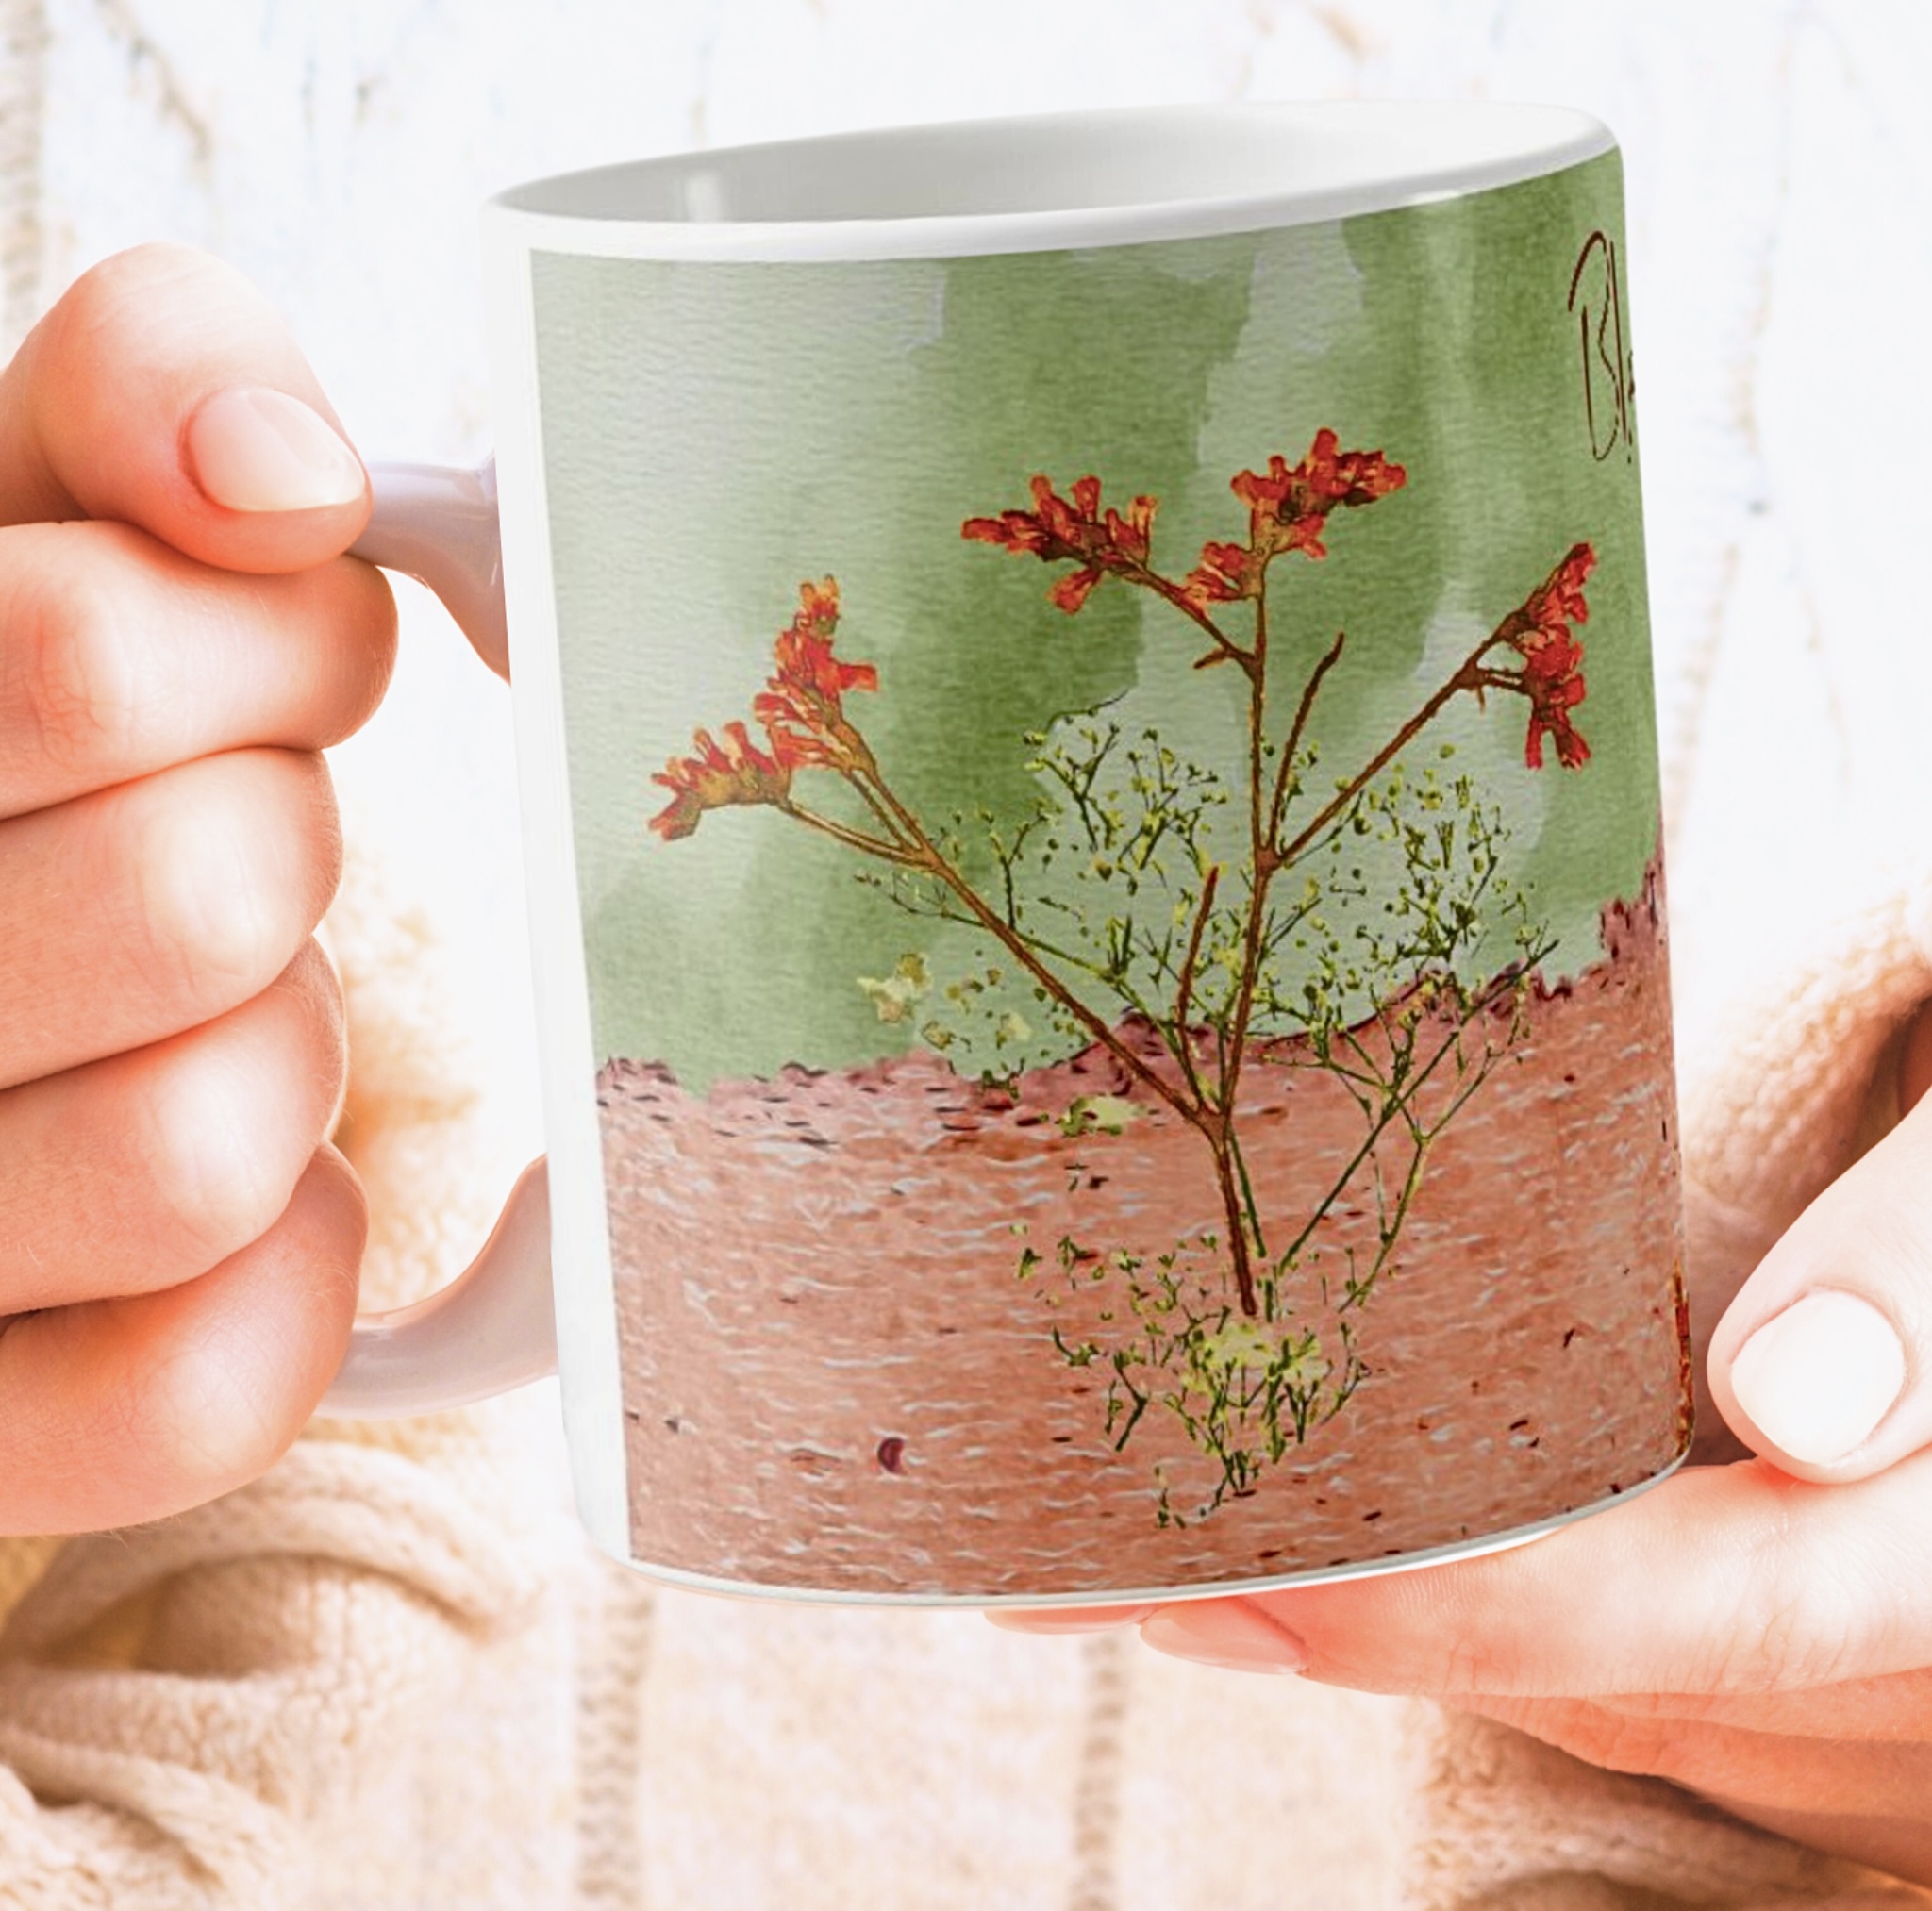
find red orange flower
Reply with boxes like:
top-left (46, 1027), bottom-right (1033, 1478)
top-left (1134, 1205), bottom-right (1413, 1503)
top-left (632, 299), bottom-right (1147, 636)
top-left (1519, 634), bottom-right (1590, 770)
top-left (1521, 542), bottom-right (1594, 645)
top-left (1184, 540), bottom-right (1263, 605)
top-left (754, 578), bottom-right (879, 762)
top-left (1184, 430), bottom-right (1407, 605)
top-left (649, 578), bottom-right (880, 839)
top-left (962, 474), bottom-right (1157, 613)
top-left (649, 722), bottom-right (792, 839)
top-left (1494, 542), bottom-right (1595, 770)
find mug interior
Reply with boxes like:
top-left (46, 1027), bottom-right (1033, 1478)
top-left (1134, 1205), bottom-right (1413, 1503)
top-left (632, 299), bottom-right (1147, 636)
top-left (494, 102), bottom-right (1609, 239)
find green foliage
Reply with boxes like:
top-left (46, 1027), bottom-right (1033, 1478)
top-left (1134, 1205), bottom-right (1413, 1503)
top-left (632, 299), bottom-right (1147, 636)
top-left (1058, 1094), bottom-right (1147, 1138)
top-left (988, 744), bottom-right (1550, 1520)
top-left (1021, 1229), bottom-right (1368, 1524)
top-left (875, 712), bottom-right (1552, 1519)
top-left (856, 952), bottom-right (931, 1024)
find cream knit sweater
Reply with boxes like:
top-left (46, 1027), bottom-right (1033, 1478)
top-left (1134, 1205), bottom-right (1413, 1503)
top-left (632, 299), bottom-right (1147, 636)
top-left (3, 847), bottom-right (1931, 1909)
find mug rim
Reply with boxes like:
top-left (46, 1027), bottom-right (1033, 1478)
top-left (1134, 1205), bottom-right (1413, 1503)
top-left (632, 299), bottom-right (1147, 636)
top-left (486, 99), bottom-right (1614, 263)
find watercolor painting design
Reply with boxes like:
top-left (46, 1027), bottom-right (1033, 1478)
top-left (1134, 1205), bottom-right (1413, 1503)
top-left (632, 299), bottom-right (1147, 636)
top-left (637, 432), bottom-right (1624, 1530)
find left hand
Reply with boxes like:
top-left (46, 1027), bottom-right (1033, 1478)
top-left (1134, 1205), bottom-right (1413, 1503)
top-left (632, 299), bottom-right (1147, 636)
top-left (0, 246), bottom-right (389, 1535)
top-left (991, 1008), bottom-right (1932, 1888)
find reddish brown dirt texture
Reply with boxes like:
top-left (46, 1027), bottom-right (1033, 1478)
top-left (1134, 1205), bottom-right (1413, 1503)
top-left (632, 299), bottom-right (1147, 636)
top-left (604, 869), bottom-right (1689, 1598)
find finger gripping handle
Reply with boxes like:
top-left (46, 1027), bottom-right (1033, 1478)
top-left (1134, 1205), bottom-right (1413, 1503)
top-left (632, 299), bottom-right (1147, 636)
top-left (322, 458), bottom-right (557, 1418)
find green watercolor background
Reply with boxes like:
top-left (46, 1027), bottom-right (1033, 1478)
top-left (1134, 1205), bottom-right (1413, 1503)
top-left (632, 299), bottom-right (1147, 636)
top-left (531, 153), bottom-right (1657, 1091)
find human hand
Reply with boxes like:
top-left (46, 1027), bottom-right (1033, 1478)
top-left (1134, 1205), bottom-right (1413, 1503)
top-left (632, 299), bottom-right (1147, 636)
top-left (0, 245), bottom-right (397, 1535)
top-left (992, 1006), bottom-right (1932, 1886)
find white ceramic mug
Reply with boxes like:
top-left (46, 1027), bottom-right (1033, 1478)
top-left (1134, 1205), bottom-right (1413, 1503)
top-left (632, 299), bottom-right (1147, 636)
top-left (327, 103), bottom-right (1689, 1606)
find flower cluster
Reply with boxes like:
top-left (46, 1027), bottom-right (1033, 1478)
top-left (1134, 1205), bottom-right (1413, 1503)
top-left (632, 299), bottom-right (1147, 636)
top-left (648, 578), bottom-right (878, 839)
top-left (1185, 429), bottom-right (1407, 605)
top-left (647, 723), bottom-right (791, 841)
top-left (962, 474), bottom-right (1157, 612)
top-left (753, 578), bottom-right (876, 766)
top-left (1493, 543), bottom-right (1595, 770)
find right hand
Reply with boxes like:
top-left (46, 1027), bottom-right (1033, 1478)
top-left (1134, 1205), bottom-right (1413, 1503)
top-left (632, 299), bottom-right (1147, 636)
top-left (998, 1005), bottom-right (1932, 1887)
top-left (0, 244), bottom-right (397, 1535)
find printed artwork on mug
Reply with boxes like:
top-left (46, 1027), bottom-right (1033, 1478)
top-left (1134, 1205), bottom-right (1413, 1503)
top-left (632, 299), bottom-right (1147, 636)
top-left (530, 149), bottom-right (1690, 1599)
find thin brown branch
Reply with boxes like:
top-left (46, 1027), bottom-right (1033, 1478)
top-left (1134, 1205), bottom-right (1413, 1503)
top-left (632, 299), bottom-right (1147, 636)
top-left (1213, 578), bottom-right (1278, 1130)
top-left (1276, 978), bottom-right (1517, 1278)
top-left (1213, 1143), bottom-right (1259, 1315)
top-left (1271, 629), bottom-right (1347, 847)
top-left (1119, 564), bottom-right (1254, 674)
top-left (1274, 1061), bottom-right (1424, 1274)
top-left (1249, 588), bottom-right (1270, 856)
top-left (1170, 864), bottom-right (1221, 1108)
top-left (852, 764), bottom-right (1208, 1134)
top-left (1173, 864), bottom-right (1221, 1038)
top-left (779, 802), bottom-right (918, 864)
top-left (1195, 573), bottom-right (1282, 1309)
top-left (1276, 640), bottom-right (1492, 870)
top-left (1339, 1141), bottom-right (1429, 1313)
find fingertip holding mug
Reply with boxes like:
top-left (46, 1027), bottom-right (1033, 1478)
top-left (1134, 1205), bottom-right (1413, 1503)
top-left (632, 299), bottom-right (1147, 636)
top-left (1727, 1288), bottom-right (1907, 1469)
top-left (1138, 1601), bottom-right (1309, 1677)
top-left (984, 1604), bottom-right (1158, 1635)
top-left (187, 387), bottom-right (367, 514)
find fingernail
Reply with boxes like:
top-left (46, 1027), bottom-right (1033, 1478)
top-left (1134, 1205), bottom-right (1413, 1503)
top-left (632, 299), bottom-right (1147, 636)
top-left (1730, 1289), bottom-right (1907, 1465)
top-left (186, 387), bottom-right (366, 512)
top-left (1138, 1599), bottom-right (1307, 1675)
top-left (985, 1604), bottom-right (1157, 1634)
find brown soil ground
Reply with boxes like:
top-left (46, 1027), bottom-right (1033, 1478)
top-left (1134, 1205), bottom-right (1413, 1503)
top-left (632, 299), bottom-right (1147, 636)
top-left (602, 867), bottom-right (1689, 1599)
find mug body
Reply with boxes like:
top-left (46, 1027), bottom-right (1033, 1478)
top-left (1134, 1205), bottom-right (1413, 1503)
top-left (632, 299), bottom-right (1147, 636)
top-left (482, 104), bottom-right (1689, 1604)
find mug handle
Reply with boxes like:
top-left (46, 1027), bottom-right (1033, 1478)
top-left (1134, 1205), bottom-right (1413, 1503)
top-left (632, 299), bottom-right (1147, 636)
top-left (318, 458), bottom-right (558, 1416)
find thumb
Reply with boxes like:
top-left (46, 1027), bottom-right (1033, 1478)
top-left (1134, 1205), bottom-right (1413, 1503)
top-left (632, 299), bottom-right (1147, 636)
top-left (1707, 1005), bottom-right (1932, 1482)
top-left (0, 242), bottom-right (367, 573)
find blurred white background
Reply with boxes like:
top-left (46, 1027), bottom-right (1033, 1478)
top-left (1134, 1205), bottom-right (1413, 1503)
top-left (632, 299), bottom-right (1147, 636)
top-left (5, 6), bottom-right (1929, 1904)
top-left (4, 0), bottom-right (1925, 1174)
